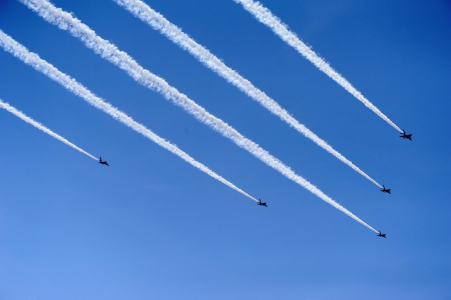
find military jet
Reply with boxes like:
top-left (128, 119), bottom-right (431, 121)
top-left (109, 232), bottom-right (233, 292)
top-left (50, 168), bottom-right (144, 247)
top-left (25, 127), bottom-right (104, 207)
top-left (377, 230), bottom-right (386, 238)
top-left (400, 129), bottom-right (412, 140)
top-left (257, 199), bottom-right (267, 207)
top-left (99, 157), bottom-right (109, 166)
top-left (380, 185), bottom-right (391, 194)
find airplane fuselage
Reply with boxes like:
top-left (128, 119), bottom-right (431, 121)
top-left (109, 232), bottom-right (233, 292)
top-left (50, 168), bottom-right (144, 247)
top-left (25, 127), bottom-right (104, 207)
top-left (380, 185), bottom-right (391, 194)
top-left (377, 231), bottom-right (386, 238)
top-left (400, 130), bottom-right (412, 140)
top-left (99, 157), bottom-right (109, 166)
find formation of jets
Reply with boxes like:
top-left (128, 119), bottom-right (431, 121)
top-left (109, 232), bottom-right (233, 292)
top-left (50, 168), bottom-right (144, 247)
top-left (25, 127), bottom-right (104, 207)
top-left (96, 130), bottom-right (412, 238)
top-left (374, 130), bottom-right (412, 237)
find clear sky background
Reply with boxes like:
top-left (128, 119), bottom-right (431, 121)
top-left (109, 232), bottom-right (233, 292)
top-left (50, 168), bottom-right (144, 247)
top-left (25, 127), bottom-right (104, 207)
top-left (1, 0), bottom-right (450, 299)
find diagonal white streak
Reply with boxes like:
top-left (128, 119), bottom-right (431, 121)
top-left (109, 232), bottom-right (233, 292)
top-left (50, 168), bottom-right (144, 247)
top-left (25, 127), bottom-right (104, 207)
top-left (111, 0), bottom-right (382, 189)
top-left (234, 0), bottom-right (402, 133)
top-left (17, 0), bottom-right (378, 232)
top-left (0, 98), bottom-right (98, 160)
top-left (0, 30), bottom-right (258, 203)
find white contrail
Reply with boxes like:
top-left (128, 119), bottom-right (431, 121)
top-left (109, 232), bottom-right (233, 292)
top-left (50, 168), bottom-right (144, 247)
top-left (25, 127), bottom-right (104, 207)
top-left (0, 30), bottom-right (258, 203)
top-left (17, 1), bottom-right (378, 232)
top-left (234, 0), bottom-right (403, 133)
top-left (110, 0), bottom-right (382, 189)
top-left (0, 98), bottom-right (98, 160)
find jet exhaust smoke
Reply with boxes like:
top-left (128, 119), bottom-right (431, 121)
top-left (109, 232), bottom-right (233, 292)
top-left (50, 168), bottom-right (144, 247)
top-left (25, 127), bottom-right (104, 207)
top-left (234, 0), bottom-right (402, 133)
top-left (0, 98), bottom-right (98, 160)
top-left (16, 0), bottom-right (378, 232)
top-left (111, 0), bottom-right (382, 188)
top-left (0, 30), bottom-right (258, 203)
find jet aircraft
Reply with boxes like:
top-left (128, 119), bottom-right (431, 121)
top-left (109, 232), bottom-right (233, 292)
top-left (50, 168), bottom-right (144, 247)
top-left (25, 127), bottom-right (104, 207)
top-left (257, 199), bottom-right (267, 207)
top-left (400, 129), bottom-right (412, 140)
top-left (377, 230), bottom-right (386, 238)
top-left (99, 157), bottom-right (109, 166)
top-left (380, 185), bottom-right (391, 194)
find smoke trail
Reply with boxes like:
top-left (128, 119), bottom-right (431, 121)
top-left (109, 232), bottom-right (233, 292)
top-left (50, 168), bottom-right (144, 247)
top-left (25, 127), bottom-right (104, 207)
top-left (0, 98), bottom-right (98, 160)
top-left (0, 30), bottom-right (258, 203)
top-left (234, 0), bottom-right (402, 133)
top-left (16, 1), bottom-right (378, 232)
top-left (111, 0), bottom-right (382, 189)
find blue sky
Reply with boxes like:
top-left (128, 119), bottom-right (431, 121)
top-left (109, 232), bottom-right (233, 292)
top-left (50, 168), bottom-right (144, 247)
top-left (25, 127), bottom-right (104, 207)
top-left (1, 0), bottom-right (450, 299)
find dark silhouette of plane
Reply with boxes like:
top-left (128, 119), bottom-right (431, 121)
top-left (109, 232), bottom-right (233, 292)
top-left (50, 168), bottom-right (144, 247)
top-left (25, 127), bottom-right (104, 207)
top-left (380, 185), bottom-right (391, 194)
top-left (377, 230), bottom-right (386, 238)
top-left (99, 157), bottom-right (109, 166)
top-left (400, 129), bottom-right (412, 140)
top-left (257, 199), bottom-right (267, 207)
